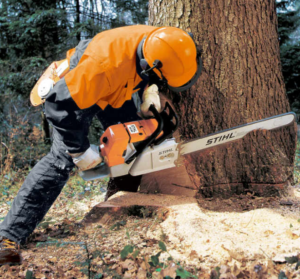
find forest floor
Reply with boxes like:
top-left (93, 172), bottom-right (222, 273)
top-left (0, 181), bottom-right (300, 278)
top-left (0, 141), bottom-right (300, 279)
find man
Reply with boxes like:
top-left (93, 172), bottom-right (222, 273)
top-left (0, 25), bottom-right (201, 265)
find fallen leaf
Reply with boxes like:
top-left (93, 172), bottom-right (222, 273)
top-left (124, 270), bottom-right (136, 278)
top-left (137, 267), bottom-right (147, 279)
top-left (121, 259), bottom-right (136, 271)
top-left (160, 263), bottom-right (177, 278)
top-left (220, 265), bottom-right (230, 274)
top-left (221, 245), bottom-right (245, 262)
top-left (189, 250), bottom-right (199, 260)
top-left (280, 200), bottom-right (293, 206)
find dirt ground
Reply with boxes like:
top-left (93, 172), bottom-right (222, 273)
top-left (1, 185), bottom-right (300, 279)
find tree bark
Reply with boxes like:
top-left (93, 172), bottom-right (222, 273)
top-left (41, 112), bottom-right (51, 144)
top-left (75, 0), bottom-right (81, 41)
top-left (143, 0), bottom-right (297, 198)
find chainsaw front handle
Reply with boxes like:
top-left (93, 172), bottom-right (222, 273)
top-left (125, 102), bottom-right (179, 164)
top-left (153, 102), bottom-right (178, 146)
top-left (125, 104), bottom-right (164, 164)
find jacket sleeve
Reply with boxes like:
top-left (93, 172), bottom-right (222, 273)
top-left (45, 54), bottom-right (111, 154)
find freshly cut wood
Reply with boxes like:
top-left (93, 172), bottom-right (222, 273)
top-left (140, 166), bottom-right (197, 197)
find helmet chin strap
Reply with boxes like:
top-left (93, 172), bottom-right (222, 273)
top-left (140, 59), bottom-right (162, 76)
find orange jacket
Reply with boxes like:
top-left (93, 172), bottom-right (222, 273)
top-left (65, 25), bottom-right (157, 110)
top-left (44, 25), bottom-right (157, 153)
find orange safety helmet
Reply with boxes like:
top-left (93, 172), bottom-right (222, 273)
top-left (138, 27), bottom-right (202, 92)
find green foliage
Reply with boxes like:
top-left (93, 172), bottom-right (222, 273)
top-left (121, 234), bottom-right (198, 277)
top-left (145, 241), bottom-right (198, 278)
top-left (120, 244), bottom-right (134, 260)
top-left (110, 220), bottom-right (127, 231)
top-left (277, 0), bottom-right (300, 115)
top-left (25, 270), bottom-right (34, 279)
top-left (119, 228), bottom-right (141, 260)
top-left (277, 1), bottom-right (300, 45)
top-left (0, 0), bottom-right (148, 164)
top-left (132, 249), bottom-right (140, 259)
top-left (294, 139), bottom-right (300, 183)
top-left (159, 241), bottom-right (167, 252)
top-left (0, 0), bottom-right (148, 99)
top-left (278, 271), bottom-right (288, 279)
top-left (285, 256), bottom-right (299, 263)
top-left (176, 267), bottom-right (197, 278)
top-left (280, 42), bottom-right (300, 114)
top-left (214, 266), bottom-right (221, 278)
top-left (110, 0), bottom-right (148, 27)
top-left (0, 1), bottom-right (71, 99)
top-left (149, 251), bottom-right (162, 267)
top-left (0, 98), bottom-right (50, 172)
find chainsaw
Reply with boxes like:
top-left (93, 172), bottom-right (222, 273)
top-left (79, 102), bottom-right (295, 181)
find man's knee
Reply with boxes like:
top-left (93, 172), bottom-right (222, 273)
top-left (50, 131), bottom-right (75, 172)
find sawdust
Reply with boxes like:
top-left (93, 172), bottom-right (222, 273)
top-left (157, 190), bottom-right (300, 269)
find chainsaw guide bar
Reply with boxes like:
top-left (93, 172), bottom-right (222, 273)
top-left (180, 112), bottom-right (295, 155)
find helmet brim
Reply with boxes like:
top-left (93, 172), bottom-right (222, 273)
top-left (167, 56), bottom-right (203, 93)
top-left (165, 61), bottom-right (197, 88)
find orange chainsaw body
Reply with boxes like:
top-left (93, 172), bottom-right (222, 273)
top-left (100, 119), bottom-right (159, 167)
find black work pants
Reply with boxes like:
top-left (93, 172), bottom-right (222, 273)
top-left (0, 100), bottom-right (141, 244)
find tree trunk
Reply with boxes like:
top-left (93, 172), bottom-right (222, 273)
top-left (41, 112), bottom-right (51, 144)
top-left (75, 0), bottom-right (81, 41)
top-left (142, 0), bottom-right (297, 198)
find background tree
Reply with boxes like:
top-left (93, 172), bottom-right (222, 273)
top-left (0, 0), bottom-right (148, 170)
top-left (0, 0), bottom-right (148, 102)
top-left (277, 0), bottom-right (300, 117)
top-left (0, 0), bottom-right (69, 97)
top-left (142, 0), bottom-right (297, 198)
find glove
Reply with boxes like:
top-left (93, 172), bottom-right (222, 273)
top-left (70, 145), bottom-right (102, 171)
top-left (140, 84), bottom-right (161, 118)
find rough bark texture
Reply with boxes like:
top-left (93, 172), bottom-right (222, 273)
top-left (145, 0), bottom-right (297, 197)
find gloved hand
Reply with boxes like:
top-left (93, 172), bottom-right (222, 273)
top-left (140, 84), bottom-right (161, 118)
top-left (70, 145), bottom-right (102, 171)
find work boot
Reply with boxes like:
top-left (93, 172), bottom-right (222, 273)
top-left (0, 237), bottom-right (22, 266)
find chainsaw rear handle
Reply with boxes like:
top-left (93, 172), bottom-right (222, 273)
top-left (126, 104), bottom-right (163, 164)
